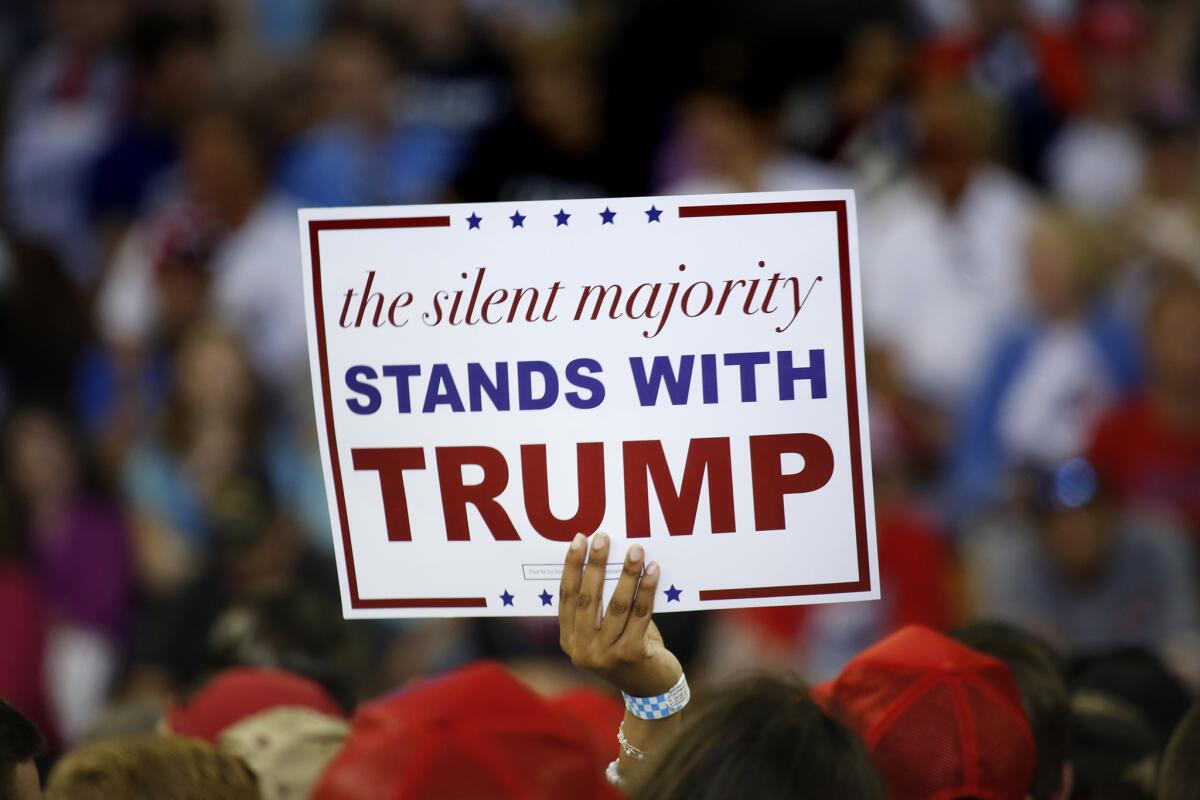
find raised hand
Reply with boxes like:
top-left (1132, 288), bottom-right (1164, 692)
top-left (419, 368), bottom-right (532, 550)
top-left (558, 532), bottom-right (682, 699)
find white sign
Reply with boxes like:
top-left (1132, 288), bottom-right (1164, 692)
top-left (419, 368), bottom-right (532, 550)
top-left (299, 191), bottom-right (878, 618)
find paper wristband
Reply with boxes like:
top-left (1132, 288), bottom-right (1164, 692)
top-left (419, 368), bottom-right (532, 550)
top-left (622, 675), bottom-right (690, 720)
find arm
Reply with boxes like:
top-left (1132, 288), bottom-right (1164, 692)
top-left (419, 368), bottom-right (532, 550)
top-left (558, 532), bottom-right (684, 786)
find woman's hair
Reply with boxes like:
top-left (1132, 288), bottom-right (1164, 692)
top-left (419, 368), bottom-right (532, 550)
top-left (627, 675), bottom-right (885, 800)
top-left (45, 734), bottom-right (260, 800)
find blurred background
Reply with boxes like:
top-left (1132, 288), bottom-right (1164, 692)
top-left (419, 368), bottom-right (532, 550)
top-left (0, 0), bottom-right (1197, 771)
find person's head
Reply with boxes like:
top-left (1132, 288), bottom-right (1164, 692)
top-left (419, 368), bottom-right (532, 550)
top-left (217, 707), bottom-right (348, 800)
top-left (167, 324), bottom-right (261, 437)
top-left (817, 625), bottom-right (1036, 800)
top-left (627, 675), bottom-right (885, 800)
top-left (1024, 209), bottom-right (1107, 321)
top-left (914, 81), bottom-right (1002, 206)
top-left (313, 661), bottom-right (615, 800)
top-left (1144, 277), bottom-right (1200, 402)
top-left (1139, 108), bottom-right (1198, 202)
top-left (1068, 647), bottom-right (1191, 748)
top-left (44, 735), bottom-right (258, 800)
top-left (1029, 459), bottom-right (1117, 585)
top-left (954, 622), bottom-right (1071, 800)
top-left (312, 28), bottom-right (394, 130)
top-left (164, 667), bottom-right (343, 746)
top-left (1158, 703), bottom-right (1200, 800)
top-left (123, 9), bottom-right (218, 125)
top-left (2, 406), bottom-right (85, 509)
top-left (0, 700), bottom-right (44, 800)
top-left (515, 20), bottom-right (606, 156)
top-left (182, 107), bottom-right (271, 226)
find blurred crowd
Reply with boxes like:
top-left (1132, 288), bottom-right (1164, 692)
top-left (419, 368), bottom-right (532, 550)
top-left (0, 0), bottom-right (1199, 796)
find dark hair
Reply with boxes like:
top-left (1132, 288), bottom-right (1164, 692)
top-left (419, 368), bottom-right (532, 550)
top-left (1067, 647), bottom-right (1191, 747)
top-left (627, 675), bottom-right (885, 800)
top-left (953, 621), bottom-right (1070, 800)
top-left (1159, 704), bottom-right (1200, 800)
top-left (0, 700), bottom-right (45, 797)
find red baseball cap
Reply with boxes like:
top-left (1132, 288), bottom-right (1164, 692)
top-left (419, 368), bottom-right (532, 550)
top-left (813, 626), bottom-right (1036, 800)
top-left (312, 661), bottom-right (619, 800)
top-left (165, 667), bottom-right (344, 743)
top-left (548, 687), bottom-right (625, 762)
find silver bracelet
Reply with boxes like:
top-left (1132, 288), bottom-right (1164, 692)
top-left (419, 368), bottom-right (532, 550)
top-left (617, 722), bottom-right (649, 761)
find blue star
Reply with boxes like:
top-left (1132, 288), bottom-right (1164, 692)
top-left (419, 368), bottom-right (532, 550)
top-left (466, 212), bottom-right (482, 229)
top-left (664, 584), bottom-right (682, 602)
top-left (554, 208), bottom-right (571, 226)
top-left (645, 205), bottom-right (662, 222)
top-left (510, 210), bottom-right (526, 228)
top-left (599, 207), bottom-right (617, 225)
top-left (499, 590), bottom-right (514, 607)
top-left (538, 589), bottom-right (554, 606)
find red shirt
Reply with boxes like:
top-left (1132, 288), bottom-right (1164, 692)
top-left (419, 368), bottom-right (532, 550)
top-left (1087, 395), bottom-right (1200, 536)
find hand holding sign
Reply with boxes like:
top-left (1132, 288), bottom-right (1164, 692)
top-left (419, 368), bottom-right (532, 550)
top-left (558, 532), bottom-right (682, 698)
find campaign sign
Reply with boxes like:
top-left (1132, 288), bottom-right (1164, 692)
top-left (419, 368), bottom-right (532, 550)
top-left (299, 191), bottom-right (878, 618)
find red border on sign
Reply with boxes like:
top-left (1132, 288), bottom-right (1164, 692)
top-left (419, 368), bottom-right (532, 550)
top-left (308, 200), bottom-right (871, 610)
top-left (309, 215), bottom-right (488, 609)
top-left (678, 200), bottom-right (872, 601)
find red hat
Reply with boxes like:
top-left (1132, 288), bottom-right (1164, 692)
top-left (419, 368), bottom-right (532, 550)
top-left (813, 626), bottom-right (1035, 800)
top-left (548, 687), bottom-right (625, 762)
top-left (312, 661), bottom-right (619, 800)
top-left (165, 667), bottom-right (343, 743)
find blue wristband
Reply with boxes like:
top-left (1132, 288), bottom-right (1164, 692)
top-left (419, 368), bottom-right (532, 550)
top-left (622, 674), bottom-right (690, 720)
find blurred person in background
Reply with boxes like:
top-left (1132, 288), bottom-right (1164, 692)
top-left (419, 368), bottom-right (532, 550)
top-left (968, 458), bottom-right (1199, 670)
top-left (279, 25), bottom-right (463, 207)
top-left (1, 0), bottom-right (127, 284)
top-left (659, 50), bottom-right (852, 195)
top-left (1044, 0), bottom-right (1146, 220)
top-left (862, 80), bottom-right (1035, 467)
top-left (1087, 276), bottom-right (1200, 538)
top-left (1066, 647), bottom-right (1193, 798)
top-left (131, 464), bottom-right (346, 698)
top-left (388, 0), bottom-right (509, 174)
top-left (452, 16), bottom-right (626, 201)
top-left (98, 104), bottom-right (307, 400)
top-left (121, 326), bottom-right (265, 594)
top-left (45, 734), bottom-right (259, 800)
top-left (951, 207), bottom-right (1140, 515)
top-left (85, 8), bottom-right (218, 260)
top-left (915, 0), bottom-right (1086, 182)
top-left (2, 407), bottom-right (132, 746)
top-left (0, 699), bottom-right (44, 800)
top-left (1114, 107), bottom-right (1200, 318)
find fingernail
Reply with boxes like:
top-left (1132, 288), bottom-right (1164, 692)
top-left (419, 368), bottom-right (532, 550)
top-left (594, 532), bottom-right (609, 549)
top-left (570, 533), bottom-right (584, 551)
top-left (645, 561), bottom-right (659, 576)
top-left (629, 544), bottom-right (644, 562)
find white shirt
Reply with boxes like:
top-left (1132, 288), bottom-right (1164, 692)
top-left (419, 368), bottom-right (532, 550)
top-left (861, 167), bottom-right (1035, 410)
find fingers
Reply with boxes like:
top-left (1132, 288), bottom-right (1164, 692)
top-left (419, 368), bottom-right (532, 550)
top-left (558, 532), bottom-right (587, 639)
top-left (599, 544), bottom-right (644, 645)
top-left (617, 560), bottom-right (659, 648)
top-left (573, 532), bottom-right (610, 636)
